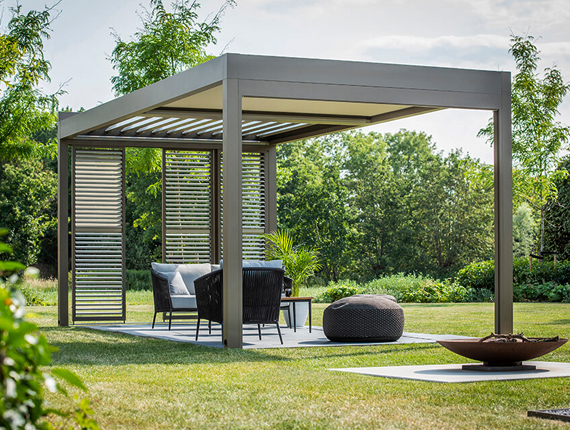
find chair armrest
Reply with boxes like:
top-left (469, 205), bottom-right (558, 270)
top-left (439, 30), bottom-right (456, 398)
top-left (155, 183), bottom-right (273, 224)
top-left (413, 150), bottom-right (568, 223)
top-left (151, 270), bottom-right (173, 312)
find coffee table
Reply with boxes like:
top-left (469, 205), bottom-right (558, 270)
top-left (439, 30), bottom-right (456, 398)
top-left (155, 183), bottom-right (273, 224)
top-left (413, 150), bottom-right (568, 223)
top-left (280, 296), bottom-right (313, 333)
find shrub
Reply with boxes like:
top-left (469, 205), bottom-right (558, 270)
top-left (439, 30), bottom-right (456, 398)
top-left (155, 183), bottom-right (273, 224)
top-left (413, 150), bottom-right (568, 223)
top-left (513, 282), bottom-right (570, 302)
top-left (464, 287), bottom-right (495, 302)
top-left (457, 257), bottom-right (570, 291)
top-left (455, 259), bottom-right (495, 290)
top-left (317, 274), bottom-right (472, 303)
top-left (126, 269), bottom-right (152, 291)
top-left (398, 281), bottom-right (469, 303)
top-left (320, 281), bottom-right (361, 302)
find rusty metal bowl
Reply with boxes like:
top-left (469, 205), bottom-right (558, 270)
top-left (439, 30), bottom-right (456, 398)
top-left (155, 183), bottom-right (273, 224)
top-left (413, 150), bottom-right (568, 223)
top-left (437, 338), bottom-right (568, 366)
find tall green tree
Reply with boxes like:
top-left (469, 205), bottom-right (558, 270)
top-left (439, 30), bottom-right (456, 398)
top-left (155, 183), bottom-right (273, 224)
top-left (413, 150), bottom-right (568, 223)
top-left (0, 4), bottom-right (61, 160)
top-left (544, 157), bottom-right (570, 260)
top-left (0, 157), bottom-right (57, 267)
top-left (109, 0), bottom-right (235, 97)
top-left (108, 0), bottom-right (234, 267)
top-left (277, 130), bottom-right (495, 281)
top-left (479, 34), bottom-right (570, 253)
top-left (277, 137), bottom-right (355, 281)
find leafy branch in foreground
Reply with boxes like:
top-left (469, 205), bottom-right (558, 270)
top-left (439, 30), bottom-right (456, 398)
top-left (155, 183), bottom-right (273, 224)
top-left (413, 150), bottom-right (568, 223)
top-left (0, 229), bottom-right (99, 429)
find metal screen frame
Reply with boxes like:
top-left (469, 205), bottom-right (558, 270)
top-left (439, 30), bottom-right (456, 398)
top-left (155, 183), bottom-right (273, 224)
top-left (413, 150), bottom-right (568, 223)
top-left (71, 147), bottom-right (126, 323)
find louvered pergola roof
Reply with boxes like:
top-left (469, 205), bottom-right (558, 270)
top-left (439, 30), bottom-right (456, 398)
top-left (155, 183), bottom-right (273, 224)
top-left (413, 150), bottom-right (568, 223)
top-left (58, 53), bottom-right (513, 349)
top-left (58, 53), bottom-right (507, 146)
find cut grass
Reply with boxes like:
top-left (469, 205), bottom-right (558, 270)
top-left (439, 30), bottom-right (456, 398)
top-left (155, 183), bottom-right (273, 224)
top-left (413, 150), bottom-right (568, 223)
top-left (28, 294), bottom-right (570, 430)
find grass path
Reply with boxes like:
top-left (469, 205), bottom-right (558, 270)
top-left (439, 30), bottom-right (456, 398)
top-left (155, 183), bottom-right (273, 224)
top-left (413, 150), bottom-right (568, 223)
top-left (31, 300), bottom-right (570, 429)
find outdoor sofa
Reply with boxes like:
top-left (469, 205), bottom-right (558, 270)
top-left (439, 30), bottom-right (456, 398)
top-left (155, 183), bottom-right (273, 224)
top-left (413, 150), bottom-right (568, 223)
top-left (150, 260), bottom-right (291, 330)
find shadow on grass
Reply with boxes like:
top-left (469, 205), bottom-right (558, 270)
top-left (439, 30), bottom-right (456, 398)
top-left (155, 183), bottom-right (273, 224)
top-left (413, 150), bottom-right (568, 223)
top-left (41, 326), bottom-right (292, 366)
top-left (286, 343), bottom-right (442, 360)
top-left (546, 319), bottom-right (570, 326)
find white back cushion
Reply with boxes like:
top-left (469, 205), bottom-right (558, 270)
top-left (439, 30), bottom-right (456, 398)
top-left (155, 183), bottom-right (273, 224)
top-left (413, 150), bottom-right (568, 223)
top-left (151, 262), bottom-right (176, 272)
top-left (219, 259), bottom-right (282, 269)
top-left (176, 263), bottom-right (212, 295)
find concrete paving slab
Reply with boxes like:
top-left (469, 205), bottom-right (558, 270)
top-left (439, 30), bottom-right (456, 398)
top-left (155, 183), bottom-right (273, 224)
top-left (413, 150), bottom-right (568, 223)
top-left (86, 322), bottom-right (471, 349)
top-left (330, 361), bottom-right (570, 383)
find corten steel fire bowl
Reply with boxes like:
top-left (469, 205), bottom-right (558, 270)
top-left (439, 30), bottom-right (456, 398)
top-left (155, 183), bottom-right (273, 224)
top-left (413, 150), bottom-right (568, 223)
top-left (437, 338), bottom-right (568, 371)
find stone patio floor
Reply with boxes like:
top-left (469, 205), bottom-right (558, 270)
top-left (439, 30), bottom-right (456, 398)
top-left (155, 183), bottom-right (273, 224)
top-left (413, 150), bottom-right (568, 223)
top-left (87, 322), bottom-right (470, 349)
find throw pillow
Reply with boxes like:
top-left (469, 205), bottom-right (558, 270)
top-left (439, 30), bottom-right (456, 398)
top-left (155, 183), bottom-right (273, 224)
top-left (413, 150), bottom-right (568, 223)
top-left (159, 271), bottom-right (189, 296)
top-left (176, 263), bottom-right (212, 295)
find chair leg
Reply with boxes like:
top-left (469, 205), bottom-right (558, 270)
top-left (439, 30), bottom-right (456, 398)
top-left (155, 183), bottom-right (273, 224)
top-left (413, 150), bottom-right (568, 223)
top-left (208, 320), bottom-right (212, 334)
top-left (168, 311), bottom-right (172, 330)
top-left (196, 319), bottom-right (200, 341)
top-left (258, 324), bottom-right (262, 340)
top-left (152, 312), bottom-right (157, 329)
top-left (276, 323), bottom-right (283, 344)
top-left (287, 307), bottom-right (292, 328)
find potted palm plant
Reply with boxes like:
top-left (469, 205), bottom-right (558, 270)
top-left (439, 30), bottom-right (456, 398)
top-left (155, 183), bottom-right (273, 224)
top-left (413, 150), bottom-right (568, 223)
top-left (262, 230), bottom-right (321, 327)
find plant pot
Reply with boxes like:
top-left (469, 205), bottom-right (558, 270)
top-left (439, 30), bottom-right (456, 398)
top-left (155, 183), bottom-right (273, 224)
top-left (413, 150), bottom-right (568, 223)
top-left (282, 301), bottom-right (309, 328)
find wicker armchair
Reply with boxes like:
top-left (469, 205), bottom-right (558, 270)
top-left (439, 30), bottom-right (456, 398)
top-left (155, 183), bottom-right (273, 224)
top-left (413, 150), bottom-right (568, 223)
top-left (151, 270), bottom-right (197, 330)
top-left (194, 268), bottom-right (285, 344)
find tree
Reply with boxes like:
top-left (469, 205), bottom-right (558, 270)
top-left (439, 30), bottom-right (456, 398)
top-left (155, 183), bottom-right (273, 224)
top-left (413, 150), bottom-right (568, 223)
top-left (108, 0), bottom-right (235, 266)
top-left (277, 137), bottom-right (355, 281)
top-left (109, 0), bottom-right (235, 96)
top-left (513, 203), bottom-right (535, 258)
top-left (479, 34), bottom-right (570, 253)
top-left (0, 157), bottom-right (57, 267)
top-left (544, 157), bottom-right (570, 260)
top-left (0, 4), bottom-right (61, 160)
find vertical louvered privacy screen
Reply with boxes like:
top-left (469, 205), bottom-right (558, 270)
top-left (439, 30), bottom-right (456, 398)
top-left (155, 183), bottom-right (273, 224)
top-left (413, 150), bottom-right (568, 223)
top-left (240, 153), bottom-right (266, 259)
top-left (163, 150), bottom-right (266, 263)
top-left (163, 151), bottom-right (212, 263)
top-left (72, 148), bottom-right (126, 323)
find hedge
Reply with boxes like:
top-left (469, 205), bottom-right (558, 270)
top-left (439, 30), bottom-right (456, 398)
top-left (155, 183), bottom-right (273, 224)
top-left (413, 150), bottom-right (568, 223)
top-left (456, 257), bottom-right (570, 290)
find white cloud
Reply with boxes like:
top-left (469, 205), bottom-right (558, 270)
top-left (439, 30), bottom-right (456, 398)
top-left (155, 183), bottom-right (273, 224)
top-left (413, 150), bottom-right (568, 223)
top-left (360, 34), bottom-right (508, 51)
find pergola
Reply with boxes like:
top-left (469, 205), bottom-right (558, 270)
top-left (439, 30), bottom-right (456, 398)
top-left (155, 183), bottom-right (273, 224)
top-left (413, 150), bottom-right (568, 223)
top-left (58, 53), bottom-right (513, 348)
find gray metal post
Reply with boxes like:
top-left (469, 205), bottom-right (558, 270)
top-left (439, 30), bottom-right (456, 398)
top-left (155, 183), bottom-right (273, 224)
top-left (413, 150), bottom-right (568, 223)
top-left (266, 146), bottom-right (278, 234)
top-left (222, 78), bottom-right (243, 348)
top-left (57, 137), bottom-right (69, 326)
top-left (162, 149), bottom-right (166, 262)
top-left (494, 73), bottom-right (513, 334)
top-left (211, 149), bottom-right (222, 263)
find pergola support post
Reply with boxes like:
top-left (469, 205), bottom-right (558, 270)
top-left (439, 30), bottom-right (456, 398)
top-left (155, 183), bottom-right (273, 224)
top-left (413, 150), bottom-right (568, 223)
top-left (493, 80), bottom-right (513, 334)
top-left (222, 78), bottom-right (243, 348)
top-left (57, 137), bottom-right (69, 326)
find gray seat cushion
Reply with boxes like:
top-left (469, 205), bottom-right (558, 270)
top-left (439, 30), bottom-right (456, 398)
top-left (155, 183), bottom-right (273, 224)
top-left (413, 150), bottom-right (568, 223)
top-left (323, 294), bottom-right (405, 342)
top-left (171, 295), bottom-right (197, 310)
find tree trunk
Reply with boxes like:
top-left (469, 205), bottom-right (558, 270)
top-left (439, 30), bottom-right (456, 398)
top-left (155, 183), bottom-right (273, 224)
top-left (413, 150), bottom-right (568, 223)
top-left (540, 205), bottom-right (545, 253)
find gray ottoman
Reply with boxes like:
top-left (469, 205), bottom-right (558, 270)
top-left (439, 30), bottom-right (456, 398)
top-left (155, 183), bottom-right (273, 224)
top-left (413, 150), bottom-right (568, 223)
top-left (323, 294), bottom-right (404, 342)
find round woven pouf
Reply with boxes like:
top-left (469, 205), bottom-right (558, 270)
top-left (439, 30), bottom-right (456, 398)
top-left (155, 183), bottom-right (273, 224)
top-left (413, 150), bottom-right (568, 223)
top-left (323, 294), bottom-right (404, 342)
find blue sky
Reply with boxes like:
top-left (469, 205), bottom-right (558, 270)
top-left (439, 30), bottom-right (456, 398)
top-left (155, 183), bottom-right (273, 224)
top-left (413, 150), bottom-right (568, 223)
top-left (12, 0), bottom-right (570, 163)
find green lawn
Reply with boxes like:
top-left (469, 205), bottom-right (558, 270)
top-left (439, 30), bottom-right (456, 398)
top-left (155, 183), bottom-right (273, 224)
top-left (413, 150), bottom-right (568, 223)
top-left (31, 297), bottom-right (570, 429)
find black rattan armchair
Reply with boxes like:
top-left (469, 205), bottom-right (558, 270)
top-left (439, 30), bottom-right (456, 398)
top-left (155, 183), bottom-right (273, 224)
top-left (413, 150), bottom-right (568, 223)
top-left (151, 270), bottom-right (197, 330)
top-left (194, 268), bottom-right (285, 344)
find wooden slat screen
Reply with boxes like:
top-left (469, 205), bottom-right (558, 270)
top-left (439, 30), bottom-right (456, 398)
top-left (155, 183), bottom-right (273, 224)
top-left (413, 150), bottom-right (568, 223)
top-left (72, 148), bottom-right (125, 323)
